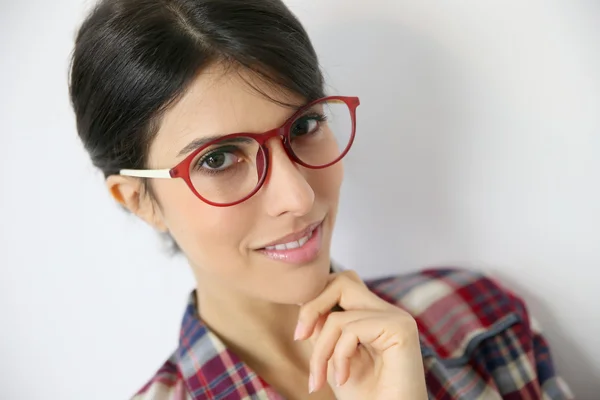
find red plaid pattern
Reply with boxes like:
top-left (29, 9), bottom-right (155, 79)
top-left (132, 268), bottom-right (573, 399)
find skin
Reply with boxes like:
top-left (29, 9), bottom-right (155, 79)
top-left (107, 64), bottom-right (427, 399)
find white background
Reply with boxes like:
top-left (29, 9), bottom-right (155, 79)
top-left (1, 0), bottom-right (599, 398)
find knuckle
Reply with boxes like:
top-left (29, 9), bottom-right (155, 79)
top-left (310, 348), bottom-right (328, 368)
top-left (342, 269), bottom-right (361, 282)
top-left (390, 315), bottom-right (420, 344)
top-left (297, 307), bottom-right (314, 324)
top-left (332, 351), bottom-right (346, 367)
top-left (399, 312), bottom-right (418, 329)
top-left (324, 311), bottom-right (344, 326)
top-left (333, 270), bottom-right (363, 290)
top-left (333, 274), bottom-right (351, 289)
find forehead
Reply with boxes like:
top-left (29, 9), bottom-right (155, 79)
top-left (149, 64), bottom-right (303, 165)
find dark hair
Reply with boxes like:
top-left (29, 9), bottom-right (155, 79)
top-left (68, 0), bottom-right (325, 179)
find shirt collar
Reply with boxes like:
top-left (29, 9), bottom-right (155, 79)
top-left (176, 292), bottom-right (285, 399)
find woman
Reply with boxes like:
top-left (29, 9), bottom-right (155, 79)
top-left (68, 0), bottom-right (572, 399)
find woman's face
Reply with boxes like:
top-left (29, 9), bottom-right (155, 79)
top-left (131, 65), bottom-right (344, 304)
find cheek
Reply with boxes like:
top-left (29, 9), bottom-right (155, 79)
top-left (152, 179), bottom-right (254, 260)
top-left (309, 162), bottom-right (344, 200)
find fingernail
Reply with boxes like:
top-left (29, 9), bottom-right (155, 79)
top-left (294, 321), bottom-right (305, 341)
top-left (308, 373), bottom-right (315, 393)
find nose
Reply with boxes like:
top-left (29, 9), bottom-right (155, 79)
top-left (261, 139), bottom-right (315, 218)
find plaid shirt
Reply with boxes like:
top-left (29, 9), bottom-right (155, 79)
top-left (132, 267), bottom-right (573, 399)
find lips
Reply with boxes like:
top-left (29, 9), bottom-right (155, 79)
top-left (258, 220), bottom-right (322, 250)
top-left (264, 228), bottom-right (315, 251)
top-left (257, 221), bottom-right (323, 264)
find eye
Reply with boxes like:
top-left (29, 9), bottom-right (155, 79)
top-left (197, 150), bottom-right (239, 172)
top-left (290, 114), bottom-right (325, 138)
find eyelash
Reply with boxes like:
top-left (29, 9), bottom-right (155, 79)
top-left (299, 112), bottom-right (327, 123)
top-left (194, 146), bottom-right (239, 174)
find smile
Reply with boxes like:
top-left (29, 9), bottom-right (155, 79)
top-left (264, 229), bottom-right (315, 250)
top-left (257, 221), bottom-right (323, 264)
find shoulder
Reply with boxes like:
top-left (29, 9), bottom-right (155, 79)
top-left (366, 267), bottom-right (527, 323)
top-left (365, 267), bottom-right (531, 358)
top-left (131, 353), bottom-right (191, 400)
top-left (366, 268), bottom-right (574, 399)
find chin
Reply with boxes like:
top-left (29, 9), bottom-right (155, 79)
top-left (267, 256), bottom-right (332, 305)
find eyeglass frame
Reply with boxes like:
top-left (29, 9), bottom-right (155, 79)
top-left (119, 95), bottom-right (360, 207)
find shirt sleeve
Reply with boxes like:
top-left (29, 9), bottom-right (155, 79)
top-left (528, 317), bottom-right (574, 399)
top-left (497, 286), bottom-right (574, 399)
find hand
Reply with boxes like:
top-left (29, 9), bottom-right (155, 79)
top-left (294, 270), bottom-right (428, 400)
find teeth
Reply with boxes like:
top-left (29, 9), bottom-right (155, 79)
top-left (297, 236), bottom-right (309, 247)
top-left (265, 229), bottom-right (314, 250)
top-left (285, 241), bottom-right (300, 249)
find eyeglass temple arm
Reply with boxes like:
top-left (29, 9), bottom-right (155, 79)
top-left (119, 169), bottom-right (172, 179)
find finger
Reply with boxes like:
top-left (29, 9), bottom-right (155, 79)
top-left (309, 310), bottom-right (377, 392)
top-left (295, 271), bottom-right (390, 340)
top-left (331, 326), bottom-right (362, 387)
top-left (309, 312), bottom-right (328, 343)
top-left (342, 314), bottom-right (420, 353)
top-left (333, 316), bottom-right (426, 398)
top-left (329, 316), bottom-right (387, 389)
top-left (333, 315), bottom-right (421, 385)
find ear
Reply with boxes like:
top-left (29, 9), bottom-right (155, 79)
top-left (105, 175), bottom-right (168, 232)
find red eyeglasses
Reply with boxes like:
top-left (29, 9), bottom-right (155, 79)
top-left (120, 96), bottom-right (360, 206)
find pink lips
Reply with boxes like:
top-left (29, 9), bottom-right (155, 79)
top-left (257, 222), bottom-right (323, 264)
top-left (259, 221), bottom-right (322, 249)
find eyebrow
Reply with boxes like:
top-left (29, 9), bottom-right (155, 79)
top-left (177, 135), bottom-right (254, 157)
top-left (176, 101), bottom-right (311, 157)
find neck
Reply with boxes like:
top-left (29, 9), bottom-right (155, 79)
top-left (195, 276), bottom-right (313, 373)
